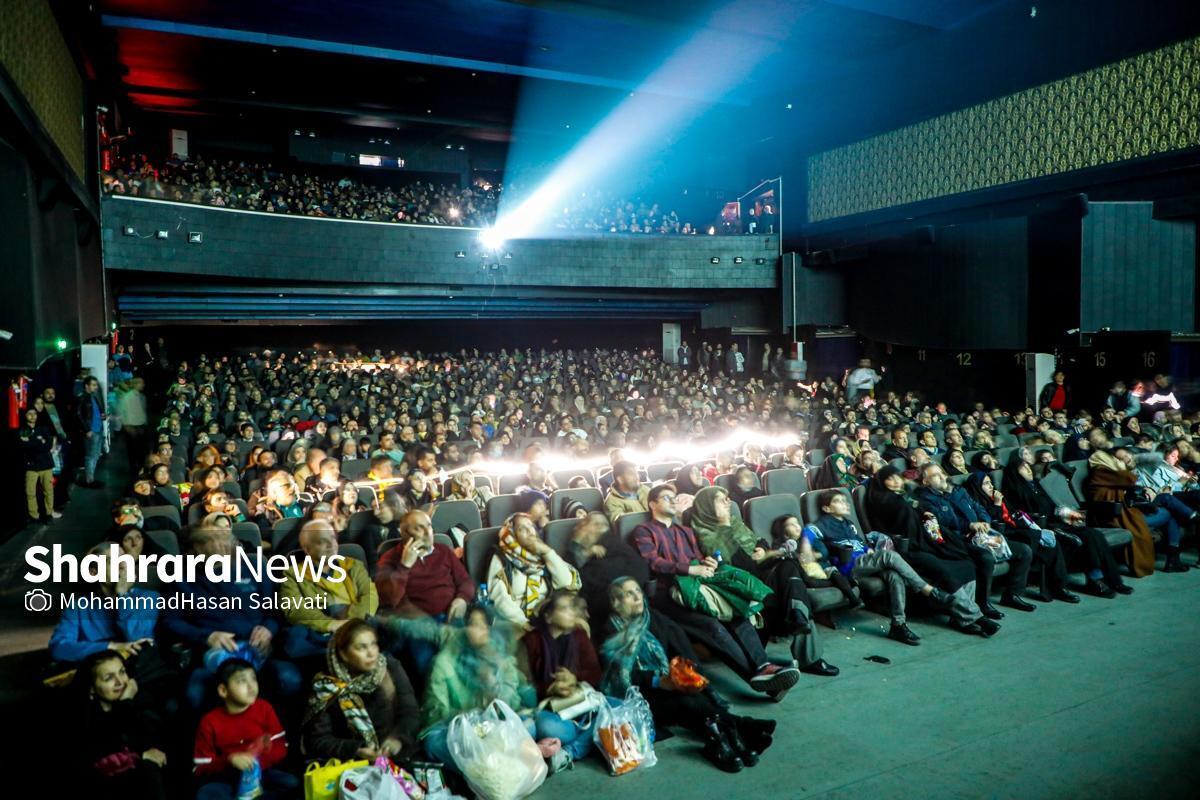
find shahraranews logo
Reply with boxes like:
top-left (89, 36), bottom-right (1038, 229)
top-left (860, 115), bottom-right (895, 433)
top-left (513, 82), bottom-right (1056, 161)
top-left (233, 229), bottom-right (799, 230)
top-left (25, 544), bottom-right (346, 588)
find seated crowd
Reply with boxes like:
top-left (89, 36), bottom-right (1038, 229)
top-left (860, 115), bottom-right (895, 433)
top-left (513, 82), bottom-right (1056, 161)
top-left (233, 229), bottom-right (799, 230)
top-left (101, 153), bottom-right (704, 235)
top-left (33, 346), bottom-right (1199, 798)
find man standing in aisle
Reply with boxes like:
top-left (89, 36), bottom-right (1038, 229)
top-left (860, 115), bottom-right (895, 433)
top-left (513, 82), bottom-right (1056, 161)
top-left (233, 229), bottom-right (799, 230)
top-left (76, 376), bottom-right (106, 488)
top-left (845, 358), bottom-right (884, 403)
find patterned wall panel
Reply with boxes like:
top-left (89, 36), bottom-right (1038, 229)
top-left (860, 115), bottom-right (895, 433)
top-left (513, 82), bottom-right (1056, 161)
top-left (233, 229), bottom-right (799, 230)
top-left (808, 37), bottom-right (1200, 223)
top-left (0, 0), bottom-right (85, 180)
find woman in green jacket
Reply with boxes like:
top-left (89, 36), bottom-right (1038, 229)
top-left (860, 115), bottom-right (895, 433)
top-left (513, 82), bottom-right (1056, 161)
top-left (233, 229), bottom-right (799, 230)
top-left (420, 604), bottom-right (538, 771)
top-left (689, 486), bottom-right (839, 678)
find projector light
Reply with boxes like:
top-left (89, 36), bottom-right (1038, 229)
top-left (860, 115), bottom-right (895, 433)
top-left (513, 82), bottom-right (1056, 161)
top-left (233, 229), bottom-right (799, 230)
top-left (188, 232), bottom-right (203, 244)
top-left (123, 226), bottom-right (136, 236)
top-left (479, 229), bottom-right (505, 251)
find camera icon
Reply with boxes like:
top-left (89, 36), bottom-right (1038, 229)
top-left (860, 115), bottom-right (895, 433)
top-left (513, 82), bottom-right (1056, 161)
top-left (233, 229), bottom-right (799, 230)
top-left (25, 589), bottom-right (53, 613)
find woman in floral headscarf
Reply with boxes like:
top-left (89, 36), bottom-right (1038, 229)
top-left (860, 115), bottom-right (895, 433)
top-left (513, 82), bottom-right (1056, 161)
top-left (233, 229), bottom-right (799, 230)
top-left (809, 452), bottom-right (857, 490)
top-left (302, 619), bottom-right (420, 761)
top-left (485, 512), bottom-right (581, 629)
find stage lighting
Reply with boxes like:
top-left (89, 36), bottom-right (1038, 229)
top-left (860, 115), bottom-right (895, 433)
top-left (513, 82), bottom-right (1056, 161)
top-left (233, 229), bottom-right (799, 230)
top-left (156, 230), bottom-right (168, 240)
top-left (454, 251), bottom-right (466, 258)
top-left (479, 229), bottom-right (506, 251)
top-left (55, 338), bottom-right (67, 351)
top-left (503, 252), bottom-right (513, 260)
top-left (448, 207), bottom-right (460, 219)
top-left (188, 232), bottom-right (203, 244)
top-left (710, 257), bottom-right (721, 264)
top-left (733, 256), bottom-right (744, 264)
top-left (123, 225), bottom-right (135, 236)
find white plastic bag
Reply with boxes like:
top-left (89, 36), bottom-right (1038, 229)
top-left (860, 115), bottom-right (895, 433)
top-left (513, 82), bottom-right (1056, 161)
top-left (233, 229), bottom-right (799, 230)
top-left (592, 686), bottom-right (657, 776)
top-left (338, 763), bottom-right (409, 800)
top-left (447, 700), bottom-right (546, 800)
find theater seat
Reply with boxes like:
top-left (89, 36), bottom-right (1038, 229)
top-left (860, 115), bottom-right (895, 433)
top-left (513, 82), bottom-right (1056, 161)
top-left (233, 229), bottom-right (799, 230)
top-left (762, 468), bottom-right (807, 499)
top-left (427, 499), bottom-right (483, 536)
top-left (744, 494), bottom-right (801, 540)
top-left (464, 527), bottom-right (501, 585)
top-left (543, 518), bottom-right (581, 560)
top-left (1040, 471), bottom-right (1131, 549)
top-left (646, 461), bottom-right (683, 482)
top-left (549, 487), bottom-right (603, 519)
top-left (615, 511), bottom-right (653, 543)
top-left (484, 493), bottom-right (523, 527)
top-left (551, 467), bottom-right (597, 488)
top-left (498, 474), bottom-right (525, 495)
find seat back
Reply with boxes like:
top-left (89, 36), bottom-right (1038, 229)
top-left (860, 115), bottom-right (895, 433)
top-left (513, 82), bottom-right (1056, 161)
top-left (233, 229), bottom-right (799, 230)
top-left (484, 493), bottom-right (523, 527)
top-left (646, 462), bottom-right (683, 482)
top-left (142, 504), bottom-right (182, 531)
top-left (220, 481), bottom-right (243, 500)
top-left (345, 509), bottom-right (376, 542)
top-left (799, 487), bottom-right (866, 531)
top-left (851, 483), bottom-right (873, 530)
top-left (1066, 460), bottom-right (1089, 503)
top-left (949, 473), bottom-right (971, 487)
top-left (762, 468), bottom-right (807, 499)
top-left (990, 469), bottom-right (1003, 492)
top-left (551, 467), bottom-right (597, 489)
top-left (616, 511), bottom-right (653, 544)
top-left (995, 446), bottom-right (1019, 468)
top-left (341, 459), bottom-right (371, 479)
top-left (543, 518), bottom-right (581, 560)
top-left (807, 448), bottom-right (826, 467)
top-left (498, 474), bottom-right (526, 495)
top-left (158, 484), bottom-right (182, 511)
top-left (433, 533), bottom-right (455, 549)
top-left (232, 521), bottom-right (262, 550)
top-left (338, 543), bottom-right (367, 565)
top-left (744, 494), bottom-right (802, 541)
top-left (550, 487), bottom-right (603, 519)
top-left (1039, 471), bottom-right (1079, 511)
top-left (145, 529), bottom-right (181, 556)
top-left (714, 471), bottom-right (759, 493)
top-left (464, 527), bottom-right (501, 585)
top-left (427, 499), bottom-right (484, 536)
top-left (270, 516), bottom-right (304, 550)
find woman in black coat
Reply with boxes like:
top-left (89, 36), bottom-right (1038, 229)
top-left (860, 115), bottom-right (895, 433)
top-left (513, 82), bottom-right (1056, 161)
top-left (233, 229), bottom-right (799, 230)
top-left (864, 465), bottom-right (976, 593)
top-left (1000, 456), bottom-right (1132, 598)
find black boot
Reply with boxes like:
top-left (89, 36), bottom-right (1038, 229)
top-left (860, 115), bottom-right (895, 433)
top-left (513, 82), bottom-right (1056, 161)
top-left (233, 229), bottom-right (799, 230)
top-left (702, 718), bottom-right (744, 773)
top-left (719, 718), bottom-right (759, 767)
top-left (735, 717), bottom-right (776, 754)
top-left (1163, 546), bottom-right (1188, 573)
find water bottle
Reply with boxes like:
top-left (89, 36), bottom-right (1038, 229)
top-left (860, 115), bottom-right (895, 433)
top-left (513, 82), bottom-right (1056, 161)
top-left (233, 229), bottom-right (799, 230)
top-left (477, 582), bottom-right (491, 609)
top-left (713, 550), bottom-right (723, 565)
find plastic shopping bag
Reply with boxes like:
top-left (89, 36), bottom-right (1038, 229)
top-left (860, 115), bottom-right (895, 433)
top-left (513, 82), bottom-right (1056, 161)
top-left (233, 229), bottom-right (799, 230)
top-left (305, 759), bottom-right (370, 800)
top-left (592, 686), bottom-right (657, 776)
top-left (338, 763), bottom-right (409, 800)
top-left (447, 700), bottom-right (547, 800)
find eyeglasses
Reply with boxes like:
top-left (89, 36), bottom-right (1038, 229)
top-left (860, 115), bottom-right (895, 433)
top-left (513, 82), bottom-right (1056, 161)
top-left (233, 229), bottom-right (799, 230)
top-left (656, 494), bottom-right (676, 503)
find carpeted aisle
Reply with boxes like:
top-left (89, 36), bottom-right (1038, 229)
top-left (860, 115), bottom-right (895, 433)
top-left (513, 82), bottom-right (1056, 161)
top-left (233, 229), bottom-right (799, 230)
top-left (547, 563), bottom-right (1200, 800)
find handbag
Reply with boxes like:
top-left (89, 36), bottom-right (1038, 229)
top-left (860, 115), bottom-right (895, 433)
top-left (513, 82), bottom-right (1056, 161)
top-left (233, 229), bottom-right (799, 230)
top-left (536, 682), bottom-right (604, 721)
top-left (305, 759), bottom-right (370, 800)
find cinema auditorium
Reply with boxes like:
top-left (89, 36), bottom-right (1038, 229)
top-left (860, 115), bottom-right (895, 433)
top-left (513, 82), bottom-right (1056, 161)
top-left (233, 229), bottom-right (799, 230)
top-left (1, 2), bottom-right (1198, 798)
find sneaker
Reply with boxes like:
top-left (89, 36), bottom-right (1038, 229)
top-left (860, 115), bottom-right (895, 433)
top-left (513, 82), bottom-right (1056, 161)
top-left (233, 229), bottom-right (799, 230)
top-left (749, 664), bottom-right (800, 695)
top-left (50, 511), bottom-right (63, 519)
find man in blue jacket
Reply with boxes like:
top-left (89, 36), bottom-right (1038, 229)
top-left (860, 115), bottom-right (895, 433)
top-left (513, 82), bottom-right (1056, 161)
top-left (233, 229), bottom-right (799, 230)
top-left (162, 525), bottom-right (301, 708)
top-left (915, 464), bottom-right (1034, 619)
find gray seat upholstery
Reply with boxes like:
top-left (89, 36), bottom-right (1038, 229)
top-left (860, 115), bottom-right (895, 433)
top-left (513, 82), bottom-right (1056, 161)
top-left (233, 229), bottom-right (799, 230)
top-left (715, 471), bottom-right (759, 492)
top-left (338, 543), bottom-right (367, 565)
top-left (1040, 471), bottom-right (1132, 549)
top-left (270, 516), bottom-right (303, 550)
top-left (485, 493), bottom-right (523, 527)
top-left (464, 527), bottom-right (501, 585)
top-left (646, 462), bottom-right (683, 482)
top-left (143, 504), bottom-right (182, 531)
top-left (615, 511), bottom-right (653, 543)
top-left (744, 494), bottom-right (802, 540)
top-left (498, 474), bottom-right (526, 495)
top-left (552, 467), bottom-right (597, 488)
top-left (762, 468), bottom-right (807, 499)
top-left (428, 499), bottom-right (483, 536)
top-left (341, 459), bottom-right (371, 479)
top-left (544, 518), bottom-right (581, 560)
top-left (146, 529), bottom-right (180, 556)
top-left (232, 521), bottom-right (262, 550)
top-left (550, 487), bottom-right (603, 519)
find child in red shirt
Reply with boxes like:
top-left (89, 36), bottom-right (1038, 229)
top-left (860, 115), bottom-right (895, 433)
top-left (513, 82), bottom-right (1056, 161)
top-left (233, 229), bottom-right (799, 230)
top-left (193, 658), bottom-right (298, 799)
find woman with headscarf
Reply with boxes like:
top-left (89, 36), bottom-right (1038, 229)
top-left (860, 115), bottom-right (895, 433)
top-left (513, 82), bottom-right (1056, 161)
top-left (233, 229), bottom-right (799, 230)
top-left (689, 486), bottom-right (838, 678)
top-left (518, 592), bottom-right (607, 769)
top-left (809, 452), bottom-right (857, 491)
top-left (1087, 450), bottom-right (1157, 577)
top-left (302, 619), bottom-right (420, 762)
top-left (601, 577), bottom-right (774, 773)
top-left (941, 449), bottom-right (970, 477)
top-left (1001, 456), bottom-right (1132, 598)
top-left (420, 604), bottom-right (537, 771)
top-left (448, 469), bottom-right (493, 517)
top-left (398, 471), bottom-right (436, 509)
top-left (864, 465), bottom-right (980, 598)
top-left (485, 512), bottom-right (582, 629)
top-left (727, 465), bottom-right (765, 512)
top-left (969, 451), bottom-right (999, 475)
top-left (968, 468), bottom-right (1078, 604)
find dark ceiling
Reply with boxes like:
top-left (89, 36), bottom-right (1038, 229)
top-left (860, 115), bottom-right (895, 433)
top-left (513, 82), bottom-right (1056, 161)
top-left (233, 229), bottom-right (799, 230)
top-left (83, 0), bottom-right (1015, 140)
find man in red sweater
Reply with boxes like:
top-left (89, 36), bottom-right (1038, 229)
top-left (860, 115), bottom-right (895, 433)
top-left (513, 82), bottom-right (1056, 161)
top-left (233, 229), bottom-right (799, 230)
top-left (193, 658), bottom-right (297, 799)
top-left (374, 509), bottom-right (475, 677)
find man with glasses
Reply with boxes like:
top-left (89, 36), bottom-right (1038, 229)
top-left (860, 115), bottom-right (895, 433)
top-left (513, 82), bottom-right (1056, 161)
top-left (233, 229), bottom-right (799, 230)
top-left (632, 484), bottom-right (801, 700)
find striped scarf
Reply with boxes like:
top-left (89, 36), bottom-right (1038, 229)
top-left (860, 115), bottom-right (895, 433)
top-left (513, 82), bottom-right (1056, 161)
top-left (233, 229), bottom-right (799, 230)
top-left (303, 637), bottom-right (388, 750)
top-left (497, 523), bottom-right (551, 618)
